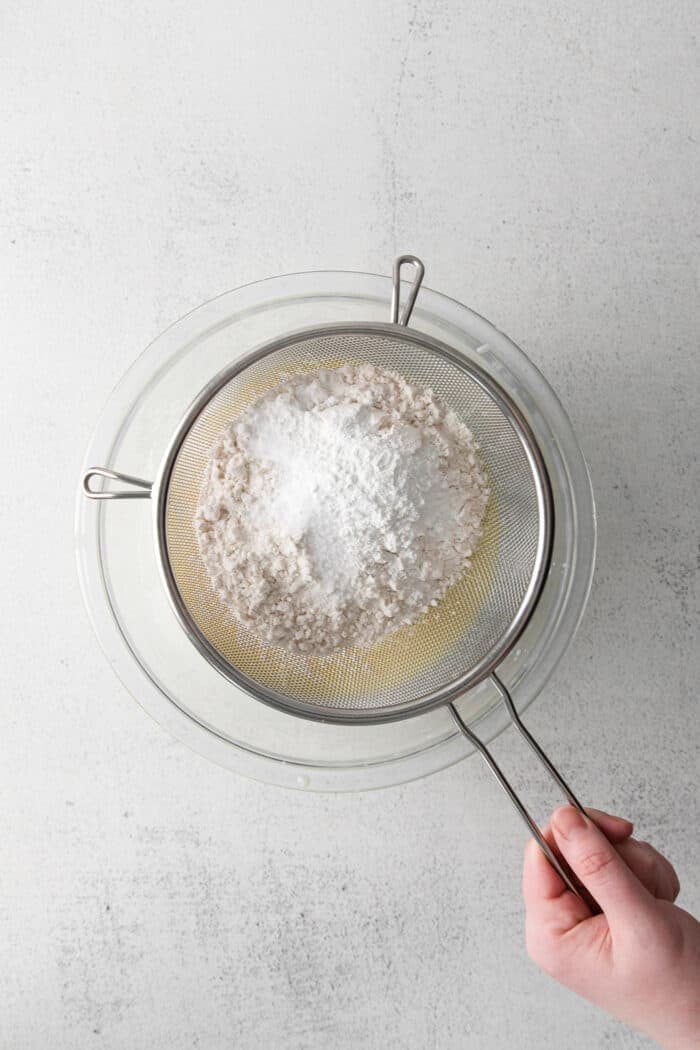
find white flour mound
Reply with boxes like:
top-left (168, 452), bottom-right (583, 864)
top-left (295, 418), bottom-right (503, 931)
top-left (195, 364), bottom-right (490, 655)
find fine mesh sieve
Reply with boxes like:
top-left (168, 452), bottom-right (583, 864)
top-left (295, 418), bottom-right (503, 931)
top-left (82, 255), bottom-right (598, 910)
top-left (160, 324), bottom-right (547, 721)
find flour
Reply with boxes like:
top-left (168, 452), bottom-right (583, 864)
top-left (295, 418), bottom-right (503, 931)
top-left (195, 364), bottom-right (489, 654)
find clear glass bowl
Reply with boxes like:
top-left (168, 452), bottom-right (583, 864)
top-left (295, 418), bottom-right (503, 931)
top-left (75, 268), bottom-right (596, 791)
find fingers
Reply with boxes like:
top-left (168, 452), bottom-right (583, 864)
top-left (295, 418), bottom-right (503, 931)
top-left (551, 806), bottom-right (651, 923)
top-left (584, 808), bottom-right (633, 843)
top-left (523, 808), bottom-right (632, 911)
top-left (522, 805), bottom-right (676, 981)
top-left (616, 838), bottom-right (680, 902)
top-left (579, 812), bottom-right (678, 901)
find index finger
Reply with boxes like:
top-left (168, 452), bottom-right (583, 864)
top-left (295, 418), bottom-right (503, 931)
top-left (585, 808), bottom-right (634, 842)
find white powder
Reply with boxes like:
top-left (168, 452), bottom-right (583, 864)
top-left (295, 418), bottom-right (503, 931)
top-left (195, 364), bottom-right (489, 654)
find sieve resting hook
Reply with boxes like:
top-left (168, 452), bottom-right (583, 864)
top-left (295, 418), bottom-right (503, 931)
top-left (82, 467), bottom-right (152, 500)
top-left (449, 673), bottom-right (600, 914)
top-left (390, 254), bottom-right (425, 326)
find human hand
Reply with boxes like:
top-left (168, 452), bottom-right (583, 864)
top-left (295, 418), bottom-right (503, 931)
top-left (523, 806), bottom-right (700, 1049)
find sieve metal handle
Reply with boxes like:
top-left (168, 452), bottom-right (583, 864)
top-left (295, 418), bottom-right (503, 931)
top-left (82, 467), bottom-right (153, 500)
top-left (449, 672), bottom-right (600, 914)
top-left (390, 254), bottom-right (425, 326)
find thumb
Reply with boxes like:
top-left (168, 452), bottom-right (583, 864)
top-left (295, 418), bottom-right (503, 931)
top-left (551, 805), bottom-right (651, 922)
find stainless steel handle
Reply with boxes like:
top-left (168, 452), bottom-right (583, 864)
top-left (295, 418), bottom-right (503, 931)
top-left (450, 672), bottom-right (600, 914)
top-left (82, 467), bottom-right (152, 500)
top-left (390, 254), bottom-right (425, 326)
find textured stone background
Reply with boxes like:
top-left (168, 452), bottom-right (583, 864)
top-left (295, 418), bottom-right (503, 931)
top-left (2, 2), bottom-right (699, 1047)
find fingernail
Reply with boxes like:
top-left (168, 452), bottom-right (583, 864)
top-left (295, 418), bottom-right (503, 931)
top-left (552, 806), bottom-right (588, 840)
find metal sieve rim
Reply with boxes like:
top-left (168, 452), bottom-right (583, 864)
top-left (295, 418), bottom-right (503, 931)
top-left (151, 321), bottom-right (554, 725)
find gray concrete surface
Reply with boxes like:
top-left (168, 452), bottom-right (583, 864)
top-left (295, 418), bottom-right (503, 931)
top-left (2, 1), bottom-right (699, 1047)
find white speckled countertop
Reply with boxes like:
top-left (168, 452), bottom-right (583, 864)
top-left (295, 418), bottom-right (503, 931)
top-left (3, 2), bottom-right (698, 1047)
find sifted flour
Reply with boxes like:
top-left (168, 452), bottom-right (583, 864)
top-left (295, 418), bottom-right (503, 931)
top-left (195, 364), bottom-right (489, 654)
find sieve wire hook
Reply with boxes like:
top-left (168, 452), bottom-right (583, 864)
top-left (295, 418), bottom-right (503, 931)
top-left (82, 468), bottom-right (152, 500)
top-left (449, 673), bottom-right (600, 914)
top-left (390, 254), bottom-right (425, 326)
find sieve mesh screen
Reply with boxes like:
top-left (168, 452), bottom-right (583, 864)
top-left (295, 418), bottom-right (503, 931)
top-left (161, 325), bottom-right (549, 719)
